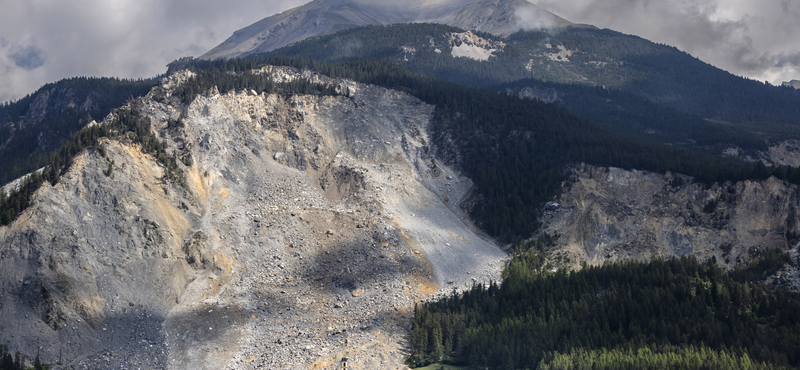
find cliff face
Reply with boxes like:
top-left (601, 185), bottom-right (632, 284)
top-left (0, 67), bottom-right (506, 369)
top-left (540, 164), bottom-right (800, 269)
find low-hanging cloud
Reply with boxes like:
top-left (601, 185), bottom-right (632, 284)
top-left (514, 4), bottom-right (558, 30)
top-left (0, 0), bottom-right (308, 103)
top-left (532, 0), bottom-right (800, 84)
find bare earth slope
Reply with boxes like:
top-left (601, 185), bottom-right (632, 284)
top-left (201, 0), bottom-right (571, 60)
top-left (0, 67), bottom-right (506, 369)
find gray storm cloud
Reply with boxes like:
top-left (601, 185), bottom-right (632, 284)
top-left (0, 0), bottom-right (307, 103)
top-left (533, 0), bottom-right (800, 83)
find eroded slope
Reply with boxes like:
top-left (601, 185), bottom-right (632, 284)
top-left (0, 66), bottom-right (506, 369)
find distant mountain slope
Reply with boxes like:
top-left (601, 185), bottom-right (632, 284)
top-left (263, 23), bottom-right (800, 151)
top-left (201, 0), bottom-right (572, 60)
top-left (0, 77), bottom-right (157, 185)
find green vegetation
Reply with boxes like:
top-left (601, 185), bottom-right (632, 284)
top-left (413, 363), bottom-right (468, 370)
top-left (494, 79), bottom-right (769, 155)
top-left (166, 69), bottom-right (340, 106)
top-left (408, 239), bottom-right (800, 369)
top-left (0, 77), bottom-right (157, 185)
top-left (0, 344), bottom-right (48, 370)
top-left (538, 346), bottom-right (783, 370)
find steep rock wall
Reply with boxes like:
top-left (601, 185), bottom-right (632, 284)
top-left (540, 164), bottom-right (800, 269)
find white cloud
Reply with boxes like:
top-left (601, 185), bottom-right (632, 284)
top-left (532, 0), bottom-right (800, 84)
top-left (0, 0), bottom-right (309, 103)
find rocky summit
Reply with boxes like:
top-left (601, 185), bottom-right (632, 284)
top-left (201, 0), bottom-right (572, 60)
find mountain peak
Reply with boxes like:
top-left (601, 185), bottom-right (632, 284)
top-left (201, 0), bottom-right (572, 60)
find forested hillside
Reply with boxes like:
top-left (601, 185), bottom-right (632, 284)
top-left (265, 23), bottom-right (800, 153)
top-left (0, 77), bottom-right (156, 184)
top-left (409, 239), bottom-right (800, 369)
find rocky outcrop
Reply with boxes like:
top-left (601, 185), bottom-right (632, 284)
top-left (201, 0), bottom-right (571, 60)
top-left (0, 66), bottom-right (506, 369)
top-left (540, 164), bottom-right (800, 269)
top-left (761, 139), bottom-right (800, 167)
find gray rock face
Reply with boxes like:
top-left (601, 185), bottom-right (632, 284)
top-left (201, 0), bottom-right (572, 60)
top-left (0, 66), bottom-right (506, 369)
top-left (540, 164), bottom-right (800, 269)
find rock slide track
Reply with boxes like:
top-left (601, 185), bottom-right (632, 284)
top-left (0, 66), bottom-right (506, 369)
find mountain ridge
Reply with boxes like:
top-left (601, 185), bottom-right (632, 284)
top-left (201, 0), bottom-right (573, 60)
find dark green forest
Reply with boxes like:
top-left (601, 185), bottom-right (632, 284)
top-left (494, 79), bottom-right (770, 155)
top-left (408, 238), bottom-right (800, 369)
top-left (0, 77), bottom-right (157, 185)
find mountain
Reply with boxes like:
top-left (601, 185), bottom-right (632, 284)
top-left (3, 2), bottom-right (800, 368)
top-left (201, 0), bottom-right (572, 60)
top-left (785, 80), bottom-right (800, 89)
top-left (2, 56), bottom-right (800, 368)
top-left (0, 63), bottom-right (507, 369)
top-left (262, 23), bottom-right (800, 156)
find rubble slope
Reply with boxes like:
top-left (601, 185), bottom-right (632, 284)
top-left (0, 67), bottom-right (506, 369)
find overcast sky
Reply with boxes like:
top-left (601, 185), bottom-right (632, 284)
top-left (1, 0), bottom-right (799, 103)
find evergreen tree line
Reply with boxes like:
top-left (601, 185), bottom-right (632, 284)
top-left (0, 109), bottom-right (183, 226)
top-left (493, 79), bottom-right (771, 154)
top-left (167, 69), bottom-right (340, 106)
top-left (0, 344), bottom-right (46, 370)
top-left (537, 345), bottom-right (784, 370)
top-left (408, 241), bottom-right (800, 369)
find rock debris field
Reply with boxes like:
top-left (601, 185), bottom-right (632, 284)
top-left (0, 66), bottom-right (506, 369)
